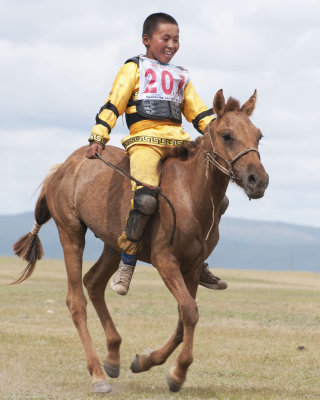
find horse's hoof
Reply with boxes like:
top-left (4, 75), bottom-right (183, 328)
top-left (166, 374), bottom-right (183, 392)
top-left (92, 379), bottom-right (112, 393)
top-left (103, 361), bottom-right (120, 378)
top-left (130, 354), bottom-right (142, 373)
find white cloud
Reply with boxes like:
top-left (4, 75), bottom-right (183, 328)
top-left (0, 128), bottom-right (124, 214)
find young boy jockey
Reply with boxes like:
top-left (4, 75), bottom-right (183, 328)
top-left (86, 13), bottom-right (228, 295)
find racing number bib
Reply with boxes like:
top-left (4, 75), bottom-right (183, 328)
top-left (138, 56), bottom-right (189, 103)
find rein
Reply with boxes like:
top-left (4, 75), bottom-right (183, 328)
top-left (96, 152), bottom-right (176, 245)
top-left (205, 121), bottom-right (260, 181)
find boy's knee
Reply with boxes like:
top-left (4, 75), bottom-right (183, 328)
top-left (134, 187), bottom-right (158, 215)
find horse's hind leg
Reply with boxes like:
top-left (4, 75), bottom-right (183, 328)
top-left (83, 244), bottom-right (121, 378)
top-left (58, 226), bottom-right (111, 393)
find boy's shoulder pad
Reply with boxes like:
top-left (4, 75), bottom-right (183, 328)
top-left (125, 56), bottom-right (140, 66)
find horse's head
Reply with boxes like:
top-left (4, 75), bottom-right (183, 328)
top-left (206, 89), bottom-right (269, 199)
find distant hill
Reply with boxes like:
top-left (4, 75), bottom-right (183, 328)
top-left (212, 218), bottom-right (320, 272)
top-left (1, 212), bottom-right (320, 272)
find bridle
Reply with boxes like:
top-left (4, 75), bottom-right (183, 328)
top-left (204, 119), bottom-right (260, 182)
top-left (203, 118), bottom-right (261, 240)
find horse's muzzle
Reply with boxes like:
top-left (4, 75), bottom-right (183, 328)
top-left (240, 164), bottom-right (269, 199)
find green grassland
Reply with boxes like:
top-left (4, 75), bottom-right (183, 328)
top-left (1, 257), bottom-right (320, 400)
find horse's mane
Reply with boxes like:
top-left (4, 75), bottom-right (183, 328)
top-left (165, 137), bottom-right (203, 160)
top-left (225, 97), bottom-right (241, 113)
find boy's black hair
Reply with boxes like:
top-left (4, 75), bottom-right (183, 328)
top-left (142, 13), bottom-right (178, 37)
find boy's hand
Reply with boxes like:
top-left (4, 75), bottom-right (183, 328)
top-left (86, 142), bottom-right (104, 159)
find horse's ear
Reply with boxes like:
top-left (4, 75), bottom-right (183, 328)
top-left (241, 89), bottom-right (257, 116)
top-left (213, 89), bottom-right (225, 117)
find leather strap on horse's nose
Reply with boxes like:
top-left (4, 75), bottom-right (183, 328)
top-left (229, 147), bottom-right (260, 167)
top-left (95, 152), bottom-right (176, 245)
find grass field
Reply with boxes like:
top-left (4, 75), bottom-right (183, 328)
top-left (0, 257), bottom-right (320, 400)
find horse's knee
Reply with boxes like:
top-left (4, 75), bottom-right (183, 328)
top-left (83, 269), bottom-right (107, 301)
top-left (68, 297), bottom-right (88, 325)
top-left (83, 265), bottom-right (101, 293)
top-left (83, 270), bottom-right (91, 290)
top-left (83, 278), bottom-right (99, 301)
top-left (180, 300), bottom-right (199, 328)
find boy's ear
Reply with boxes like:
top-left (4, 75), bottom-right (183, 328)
top-left (142, 34), bottom-right (151, 47)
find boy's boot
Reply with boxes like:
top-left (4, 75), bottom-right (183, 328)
top-left (199, 262), bottom-right (228, 290)
top-left (111, 188), bottom-right (158, 295)
top-left (111, 254), bottom-right (137, 295)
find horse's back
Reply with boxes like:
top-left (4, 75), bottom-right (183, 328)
top-left (46, 145), bottom-right (132, 244)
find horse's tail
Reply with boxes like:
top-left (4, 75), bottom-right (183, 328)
top-left (10, 165), bottom-right (60, 285)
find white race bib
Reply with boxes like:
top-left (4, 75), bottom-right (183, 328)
top-left (138, 56), bottom-right (189, 103)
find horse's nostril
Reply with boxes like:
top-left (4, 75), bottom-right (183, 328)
top-left (248, 174), bottom-right (256, 186)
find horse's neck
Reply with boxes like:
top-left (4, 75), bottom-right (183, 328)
top-left (186, 142), bottom-right (229, 219)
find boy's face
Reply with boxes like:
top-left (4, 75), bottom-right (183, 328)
top-left (143, 23), bottom-right (179, 64)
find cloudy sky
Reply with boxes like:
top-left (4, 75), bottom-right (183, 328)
top-left (1, 0), bottom-right (319, 227)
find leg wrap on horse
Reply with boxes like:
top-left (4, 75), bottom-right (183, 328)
top-left (125, 187), bottom-right (158, 242)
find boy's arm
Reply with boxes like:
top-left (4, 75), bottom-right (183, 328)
top-left (87, 62), bottom-right (138, 158)
top-left (181, 81), bottom-right (214, 134)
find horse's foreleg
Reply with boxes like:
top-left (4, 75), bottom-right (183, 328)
top-left (60, 229), bottom-right (111, 393)
top-left (152, 253), bottom-right (199, 392)
top-left (130, 263), bottom-right (200, 374)
top-left (130, 314), bottom-right (183, 373)
top-left (83, 245), bottom-right (122, 378)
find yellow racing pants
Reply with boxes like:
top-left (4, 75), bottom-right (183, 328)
top-left (117, 144), bottom-right (169, 255)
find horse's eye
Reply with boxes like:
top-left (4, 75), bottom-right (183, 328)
top-left (223, 133), bottom-right (233, 142)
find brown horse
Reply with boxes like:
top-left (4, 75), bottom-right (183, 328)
top-left (13, 89), bottom-right (268, 393)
